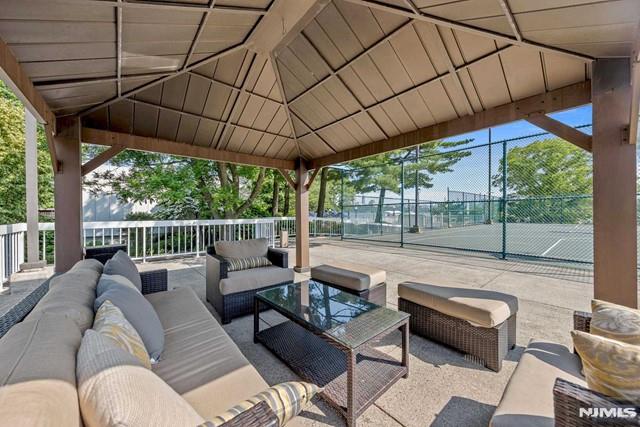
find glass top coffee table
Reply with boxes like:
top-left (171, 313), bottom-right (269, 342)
top-left (254, 280), bottom-right (409, 427)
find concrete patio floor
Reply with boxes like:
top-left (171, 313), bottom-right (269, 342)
top-left (135, 238), bottom-right (595, 427)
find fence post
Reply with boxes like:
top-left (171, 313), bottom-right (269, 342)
top-left (400, 160), bottom-right (405, 248)
top-left (195, 224), bottom-right (200, 257)
top-left (340, 169), bottom-right (344, 241)
top-left (501, 141), bottom-right (508, 259)
top-left (142, 225), bottom-right (147, 263)
top-left (488, 128), bottom-right (492, 223)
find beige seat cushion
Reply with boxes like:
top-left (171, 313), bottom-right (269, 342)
top-left (0, 313), bottom-right (82, 427)
top-left (219, 266), bottom-right (294, 295)
top-left (311, 263), bottom-right (386, 292)
top-left (146, 287), bottom-right (270, 419)
top-left (398, 282), bottom-right (518, 327)
top-left (490, 340), bottom-right (586, 427)
top-left (77, 330), bottom-right (204, 427)
top-left (27, 274), bottom-right (98, 332)
top-left (215, 238), bottom-right (269, 259)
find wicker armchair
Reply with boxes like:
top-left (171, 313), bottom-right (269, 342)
top-left (552, 311), bottom-right (640, 427)
top-left (206, 243), bottom-right (293, 324)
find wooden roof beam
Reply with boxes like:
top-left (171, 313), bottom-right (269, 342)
top-left (81, 144), bottom-right (125, 176)
top-left (526, 114), bottom-right (592, 152)
top-left (182, 0), bottom-right (217, 71)
top-left (271, 54), bottom-right (302, 156)
top-left (310, 81), bottom-right (591, 169)
top-left (497, 0), bottom-right (522, 42)
top-left (341, 0), bottom-right (593, 62)
top-left (82, 127), bottom-right (295, 170)
top-left (0, 37), bottom-right (56, 127)
top-left (59, 0), bottom-right (268, 15)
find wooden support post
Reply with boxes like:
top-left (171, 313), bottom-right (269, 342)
top-left (295, 158), bottom-right (310, 273)
top-left (21, 109), bottom-right (45, 270)
top-left (592, 58), bottom-right (637, 307)
top-left (53, 116), bottom-right (83, 272)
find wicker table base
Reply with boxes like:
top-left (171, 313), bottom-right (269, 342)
top-left (255, 319), bottom-right (408, 426)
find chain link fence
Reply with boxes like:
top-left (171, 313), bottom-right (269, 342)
top-left (338, 125), bottom-right (596, 264)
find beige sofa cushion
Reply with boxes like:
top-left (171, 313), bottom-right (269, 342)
top-left (219, 266), bottom-right (294, 295)
top-left (71, 258), bottom-right (104, 275)
top-left (0, 313), bottom-right (82, 427)
top-left (398, 282), bottom-right (518, 328)
top-left (215, 238), bottom-right (269, 258)
top-left (77, 330), bottom-right (204, 427)
top-left (311, 263), bottom-right (386, 292)
top-left (27, 269), bottom-right (99, 332)
top-left (146, 287), bottom-right (270, 419)
top-left (490, 340), bottom-right (586, 427)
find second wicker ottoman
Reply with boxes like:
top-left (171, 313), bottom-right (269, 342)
top-left (310, 262), bottom-right (387, 306)
top-left (398, 282), bottom-right (518, 371)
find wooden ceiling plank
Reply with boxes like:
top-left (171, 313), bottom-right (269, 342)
top-left (290, 19), bottom-right (415, 104)
top-left (299, 44), bottom-right (515, 138)
top-left (182, 1), bottom-right (218, 70)
top-left (310, 80), bottom-right (591, 168)
top-left (82, 127), bottom-right (295, 169)
top-left (116, 1), bottom-right (123, 96)
top-left (188, 71), bottom-right (281, 104)
top-left (271, 54), bottom-right (302, 155)
top-left (54, 0), bottom-right (268, 15)
top-left (340, 0), bottom-right (594, 62)
top-left (526, 114), bottom-right (592, 151)
top-left (126, 98), bottom-right (291, 139)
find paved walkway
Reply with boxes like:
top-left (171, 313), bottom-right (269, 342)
top-left (138, 238), bottom-right (594, 427)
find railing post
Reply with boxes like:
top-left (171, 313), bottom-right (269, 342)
top-left (501, 140), bottom-right (508, 260)
top-left (400, 160), bottom-right (404, 248)
top-left (340, 169), bottom-right (344, 240)
top-left (195, 223), bottom-right (200, 257)
top-left (142, 225), bottom-right (147, 263)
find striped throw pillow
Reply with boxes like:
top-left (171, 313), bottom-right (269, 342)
top-left (93, 300), bottom-right (151, 369)
top-left (202, 381), bottom-right (320, 426)
top-left (226, 256), bottom-right (272, 272)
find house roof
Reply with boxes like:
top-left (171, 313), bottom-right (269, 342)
top-left (1, 0), bottom-right (638, 168)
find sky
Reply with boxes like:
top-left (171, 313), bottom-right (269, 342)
top-left (355, 104), bottom-right (592, 204)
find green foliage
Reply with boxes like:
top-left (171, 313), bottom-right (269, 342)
top-left (0, 81), bottom-right (54, 224)
top-left (492, 137), bottom-right (593, 223)
top-left (493, 137), bottom-right (592, 197)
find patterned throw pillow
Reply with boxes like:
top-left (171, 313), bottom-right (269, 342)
top-left (202, 381), bottom-right (320, 426)
top-left (590, 299), bottom-right (640, 345)
top-left (226, 256), bottom-right (272, 272)
top-left (572, 330), bottom-right (640, 403)
top-left (93, 300), bottom-right (151, 369)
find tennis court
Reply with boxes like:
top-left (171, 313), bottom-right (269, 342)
top-left (343, 222), bottom-right (595, 264)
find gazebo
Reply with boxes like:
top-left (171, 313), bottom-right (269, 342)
top-left (0, 0), bottom-right (638, 307)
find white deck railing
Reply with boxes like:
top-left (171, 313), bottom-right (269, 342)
top-left (0, 217), bottom-right (342, 283)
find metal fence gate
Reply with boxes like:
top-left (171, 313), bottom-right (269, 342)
top-left (339, 125), bottom-right (598, 264)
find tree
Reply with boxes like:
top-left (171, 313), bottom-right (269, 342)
top-left (493, 137), bottom-right (592, 197)
top-left (492, 137), bottom-right (592, 223)
top-left (0, 81), bottom-right (54, 224)
top-left (86, 150), bottom-right (268, 219)
top-left (347, 139), bottom-right (471, 223)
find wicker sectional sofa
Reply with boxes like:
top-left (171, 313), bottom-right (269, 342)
top-left (491, 311), bottom-right (639, 427)
top-left (0, 257), bottom-right (300, 426)
top-left (206, 238), bottom-right (294, 324)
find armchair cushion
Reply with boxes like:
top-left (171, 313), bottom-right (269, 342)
top-left (214, 238), bottom-right (269, 259)
top-left (226, 256), bottom-right (272, 272)
top-left (219, 266), bottom-right (294, 295)
top-left (104, 250), bottom-right (142, 292)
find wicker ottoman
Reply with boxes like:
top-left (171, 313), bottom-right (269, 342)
top-left (398, 282), bottom-right (518, 371)
top-left (310, 263), bottom-right (387, 306)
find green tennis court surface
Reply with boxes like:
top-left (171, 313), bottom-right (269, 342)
top-left (344, 223), bottom-right (595, 263)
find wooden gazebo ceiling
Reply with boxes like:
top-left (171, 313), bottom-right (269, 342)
top-left (2, 0), bottom-right (639, 168)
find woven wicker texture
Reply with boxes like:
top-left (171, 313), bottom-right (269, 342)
top-left (399, 298), bottom-right (515, 372)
